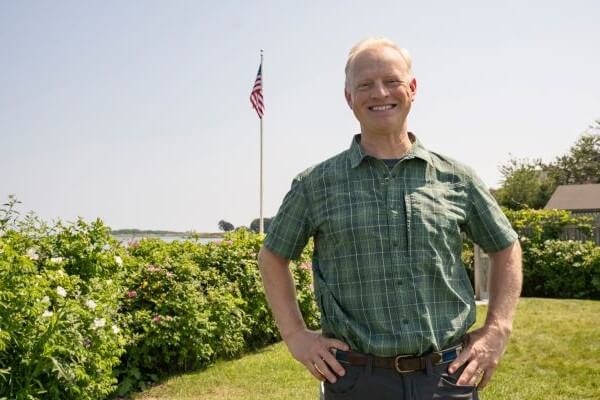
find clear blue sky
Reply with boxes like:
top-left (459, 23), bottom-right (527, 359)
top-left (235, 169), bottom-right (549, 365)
top-left (2, 1), bottom-right (599, 232)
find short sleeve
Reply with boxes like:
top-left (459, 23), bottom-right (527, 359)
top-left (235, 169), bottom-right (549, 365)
top-left (264, 176), bottom-right (313, 260)
top-left (464, 172), bottom-right (518, 253)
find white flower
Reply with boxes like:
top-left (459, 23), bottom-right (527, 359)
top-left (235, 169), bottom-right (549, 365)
top-left (50, 257), bottom-right (63, 264)
top-left (41, 296), bottom-right (50, 303)
top-left (26, 248), bottom-right (39, 261)
top-left (92, 318), bottom-right (106, 330)
top-left (42, 310), bottom-right (53, 318)
top-left (112, 324), bottom-right (120, 334)
top-left (85, 300), bottom-right (97, 310)
top-left (114, 256), bottom-right (123, 267)
top-left (101, 244), bottom-right (111, 252)
top-left (56, 286), bottom-right (67, 297)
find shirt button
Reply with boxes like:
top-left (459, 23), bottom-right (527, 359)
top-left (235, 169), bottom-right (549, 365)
top-left (402, 319), bottom-right (409, 325)
top-left (396, 279), bottom-right (403, 285)
top-left (393, 241), bottom-right (399, 247)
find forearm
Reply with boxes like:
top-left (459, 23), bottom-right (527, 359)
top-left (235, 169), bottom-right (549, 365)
top-left (450, 240), bottom-right (523, 386)
top-left (258, 246), bottom-right (306, 340)
top-left (485, 240), bottom-right (523, 334)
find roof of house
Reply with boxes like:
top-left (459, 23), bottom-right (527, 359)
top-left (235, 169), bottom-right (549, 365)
top-left (544, 184), bottom-right (600, 211)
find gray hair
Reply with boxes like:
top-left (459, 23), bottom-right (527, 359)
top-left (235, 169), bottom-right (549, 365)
top-left (344, 37), bottom-right (413, 90)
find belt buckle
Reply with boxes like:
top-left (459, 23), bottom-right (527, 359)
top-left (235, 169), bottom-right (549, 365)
top-left (394, 355), bottom-right (416, 373)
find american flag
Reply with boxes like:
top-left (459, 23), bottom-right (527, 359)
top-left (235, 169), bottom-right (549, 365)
top-left (250, 64), bottom-right (264, 119)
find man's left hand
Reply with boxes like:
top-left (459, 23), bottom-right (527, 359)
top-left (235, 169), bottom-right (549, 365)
top-left (448, 323), bottom-right (511, 389)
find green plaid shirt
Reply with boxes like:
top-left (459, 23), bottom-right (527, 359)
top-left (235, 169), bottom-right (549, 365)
top-left (264, 134), bottom-right (517, 357)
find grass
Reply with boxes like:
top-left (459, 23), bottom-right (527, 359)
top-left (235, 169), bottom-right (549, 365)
top-left (133, 298), bottom-right (600, 400)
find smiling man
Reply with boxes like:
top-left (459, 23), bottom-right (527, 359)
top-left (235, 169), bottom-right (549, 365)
top-left (258, 37), bottom-right (522, 400)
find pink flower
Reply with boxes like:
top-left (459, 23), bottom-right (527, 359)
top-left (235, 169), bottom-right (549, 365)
top-left (147, 264), bottom-right (160, 272)
top-left (127, 290), bottom-right (137, 298)
top-left (224, 240), bottom-right (233, 246)
top-left (152, 315), bottom-right (161, 323)
top-left (165, 271), bottom-right (174, 278)
top-left (299, 262), bottom-right (312, 270)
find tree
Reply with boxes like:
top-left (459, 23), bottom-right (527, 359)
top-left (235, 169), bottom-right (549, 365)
top-left (547, 130), bottom-right (600, 186)
top-left (249, 217), bottom-right (273, 233)
top-left (217, 220), bottom-right (235, 232)
top-left (495, 120), bottom-right (600, 210)
top-left (494, 158), bottom-right (554, 210)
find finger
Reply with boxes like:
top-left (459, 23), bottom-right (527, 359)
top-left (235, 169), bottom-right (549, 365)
top-left (320, 349), bottom-right (346, 376)
top-left (326, 338), bottom-right (350, 352)
top-left (306, 362), bottom-right (326, 382)
top-left (478, 370), bottom-right (492, 389)
top-left (314, 358), bottom-right (337, 383)
top-left (457, 362), bottom-right (481, 386)
top-left (448, 345), bottom-right (471, 374)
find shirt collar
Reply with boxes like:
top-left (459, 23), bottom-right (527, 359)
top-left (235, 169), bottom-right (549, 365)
top-left (348, 132), bottom-right (433, 168)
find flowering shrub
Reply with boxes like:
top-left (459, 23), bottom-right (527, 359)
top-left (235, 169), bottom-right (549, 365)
top-left (0, 198), bottom-right (321, 399)
top-left (0, 210), bottom-right (126, 399)
top-left (115, 229), bottom-right (319, 394)
top-left (115, 240), bottom-right (247, 395)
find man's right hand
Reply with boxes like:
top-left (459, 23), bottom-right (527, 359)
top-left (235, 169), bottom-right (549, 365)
top-left (284, 328), bottom-right (350, 383)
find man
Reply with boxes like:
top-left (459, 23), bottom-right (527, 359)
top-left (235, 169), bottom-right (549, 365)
top-left (258, 37), bottom-right (522, 399)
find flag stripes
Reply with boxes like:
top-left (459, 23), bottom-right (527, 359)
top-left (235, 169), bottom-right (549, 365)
top-left (250, 64), bottom-right (264, 118)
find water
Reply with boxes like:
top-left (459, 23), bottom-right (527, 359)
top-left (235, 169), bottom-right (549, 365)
top-left (111, 234), bottom-right (222, 244)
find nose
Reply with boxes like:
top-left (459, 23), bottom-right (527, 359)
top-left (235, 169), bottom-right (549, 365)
top-left (370, 81), bottom-right (389, 99)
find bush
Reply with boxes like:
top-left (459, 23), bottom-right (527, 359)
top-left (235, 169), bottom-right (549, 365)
top-left (503, 209), bottom-right (597, 298)
top-left (0, 213), bottom-right (126, 400)
top-left (115, 229), bottom-right (319, 395)
top-left (0, 198), bottom-right (321, 399)
top-left (115, 238), bottom-right (248, 395)
top-left (503, 208), bottom-right (592, 246)
top-left (526, 240), bottom-right (600, 299)
top-left (461, 238), bottom-right (475, 288)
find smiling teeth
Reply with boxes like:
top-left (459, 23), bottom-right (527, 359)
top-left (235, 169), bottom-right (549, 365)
top-left (371, 105), bottom-right (394, 111)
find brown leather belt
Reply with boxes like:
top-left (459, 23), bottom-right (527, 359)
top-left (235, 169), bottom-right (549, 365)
top-left (335, 344), bottom-right (463, 373)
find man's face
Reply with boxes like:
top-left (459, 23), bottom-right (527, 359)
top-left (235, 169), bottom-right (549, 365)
top-left (345, 46), bottom-right (417, 134)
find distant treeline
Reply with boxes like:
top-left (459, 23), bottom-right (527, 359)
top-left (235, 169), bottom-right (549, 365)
top-left (111, 229), bottom-right (223, 238)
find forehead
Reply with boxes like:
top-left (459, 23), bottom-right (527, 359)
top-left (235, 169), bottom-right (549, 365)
top-left (349, 46), bottom-right (410, 80)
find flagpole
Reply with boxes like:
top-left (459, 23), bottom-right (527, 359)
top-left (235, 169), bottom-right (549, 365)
top-left (259, 49), bottom-right (264, 235)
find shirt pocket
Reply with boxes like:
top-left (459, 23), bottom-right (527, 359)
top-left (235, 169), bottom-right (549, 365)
top-left (407, 182), bottom-right (468, 260)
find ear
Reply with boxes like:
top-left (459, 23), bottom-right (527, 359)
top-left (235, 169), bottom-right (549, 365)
top-left (409, 78), bottom-right (417, 101)
top-left (345, 88), bottom-right (353, 109)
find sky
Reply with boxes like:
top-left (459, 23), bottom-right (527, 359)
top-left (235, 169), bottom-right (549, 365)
top-left (1, 1), bottom-right (599, 232)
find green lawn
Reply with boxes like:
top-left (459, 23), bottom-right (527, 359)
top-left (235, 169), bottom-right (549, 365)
top-left (133, 298), bottom-right (600, 400)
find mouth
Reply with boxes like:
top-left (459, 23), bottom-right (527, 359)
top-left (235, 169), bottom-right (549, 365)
top-left (368, 104), bottom-right (397, 111)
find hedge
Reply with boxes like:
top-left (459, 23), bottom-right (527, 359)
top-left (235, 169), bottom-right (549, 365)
top-left (0, 207), bottom-right (316, 399)
top-left (454, 209), bottom-right (597, 298)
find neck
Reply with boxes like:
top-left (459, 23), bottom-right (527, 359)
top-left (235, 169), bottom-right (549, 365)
top-left (359, 128), bottom-right (413, 159)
